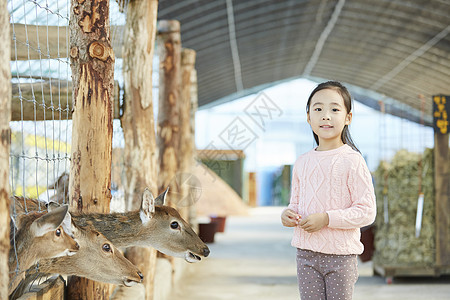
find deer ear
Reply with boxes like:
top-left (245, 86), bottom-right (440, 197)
top-left (31, 205), bottom-right (69, 237)
top-left (47, 201), bottom-right (61, 211)
top-left (140, 188), bottom-right (155, 223)
top-left (48, 172), bottom-right (69, 190)
top-left (155, 187), bottom-right (169, 206)
top-left (47, 201), bottom-right (73, 235)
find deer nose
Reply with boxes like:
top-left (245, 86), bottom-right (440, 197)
top-left (203, 247), bottom-right (210, 257)
top-left (138, 272), bottom-right (144, 281)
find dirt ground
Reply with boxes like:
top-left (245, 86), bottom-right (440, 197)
top-left (170, 207), bottom-right (450, 300)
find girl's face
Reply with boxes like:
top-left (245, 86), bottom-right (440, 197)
top-left (307, 88), bottom-right (352, 150)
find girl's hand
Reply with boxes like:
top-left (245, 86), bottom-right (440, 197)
top-left (299, 213), bottom-right (329, 233)
top-left (281, 209), bottom-right (301, 227)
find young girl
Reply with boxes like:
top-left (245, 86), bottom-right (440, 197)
top-left (281, 81), bottom-right (376, 299)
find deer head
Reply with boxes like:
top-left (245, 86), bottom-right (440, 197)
top-left (47, 172), bottom-right (70, 204)
top-left (35, 222), bottom-right (143, 287)
top-left (137, 188), bottom-right (210, 263)
top-left (11, 191), bottom-right (211, 264)
top-left (9, 205), bottom-right (79, 294)
top-left (10, 221), bottom-right (144, 299)
top-left (28, 205), bottom-right (79, 258)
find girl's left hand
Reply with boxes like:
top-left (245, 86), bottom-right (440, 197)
top-left (299, 213), bottom-right (329, 233)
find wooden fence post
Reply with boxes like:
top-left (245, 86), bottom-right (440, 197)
top-left (434, 132), bottom-right (450, 272)
top-left (188, 68), bottom-right (199, 228)
top-left (179, 48), bottom-right (196, 172)
top-left (121, 0), bottom-right (159, 299)
top-left (189, 69), bottom-right (198, 156)
top-left (179, 48), bottom-right (196, 220)
top-left (157, 20), bottom-right (182, 205)
top-left (0, 3), bottom-right (11, 299)
top-left (248, 172), bottom-right (257, 207)
top-left (67, 0), bottom-right (115, 298)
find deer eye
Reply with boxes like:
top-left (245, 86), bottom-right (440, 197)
top-left (55, 228), bottom-right (61, 237)
top-left (170, 221), bottom-right (179, 229)
top-left (102, 243), bottom-right (112, 253)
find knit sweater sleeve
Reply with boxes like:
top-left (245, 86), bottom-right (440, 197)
top-left (327, 154), bottom-right (376, 229)
top-left (287, 162), bottom-right (300, 213)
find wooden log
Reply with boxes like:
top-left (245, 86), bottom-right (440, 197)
top-left (157, 20), bottom-right (182, 206)
top-left (10, 23), bottom-right (124, 60)
top-left (10, 80), bottom-right (120, 121)
top-left (18, 276), bottom-right (65, 300)
top-left (67, 0), bottom-right (115, 298)
top-left (188, 53), bottom-right (200, 227)
top-left (189, 69), bottom-right (198, 154)
top-left (10, 23), bottom-right (66, 61)
top-left (248, 172), bottom-right (257, 207)
top-left (434, 132), bottom-right (450, 270)
top-left (120, 0), bottom-right (159, 299)
top-left (0, 4), bottom-right (11, 299)
top-left (179, 48), bottom-right (196, 173)
top-left (178, 48), bottom-right (196, 220)
top-left (11, 80), bottom-right (71, 121)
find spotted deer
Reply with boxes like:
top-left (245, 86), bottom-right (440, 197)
top-left (14, 188), bottom-right (210, 263)
top-left (8, 205), bottom-right (79, 295)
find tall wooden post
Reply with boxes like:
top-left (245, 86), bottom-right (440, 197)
top-left (188, 67), bottom-right (199, 227)
top-left (248, 172), bottom-right (257, 207)
top-left (178, 48), bottom-right (196, 219)
top-left (121, 0), bottom-right (159, 299)
top-left (179, 48), bottom-right (196, 172)
top-left (0, 3), bottom-right (11, 299)
top-left (189, 68), bottom-right (198, 155)
top-left (68, 0), bottom-right (115, 298)
top-left (434, 132), bottom-right (450, 271)
top-left (157, 20), bottom-right (182, 205)
top-left (432, 94), bottom-right (450, 273)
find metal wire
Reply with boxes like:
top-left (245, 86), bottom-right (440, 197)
top-left (8, 0), bottom-right (131, 291)
top-left (8, 0), bottom-right (72, 289)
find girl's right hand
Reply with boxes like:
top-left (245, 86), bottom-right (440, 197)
top-left (281, 209), bottom-right (301, 227)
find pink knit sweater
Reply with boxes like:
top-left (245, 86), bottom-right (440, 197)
top-left (286, 144), bottom-right (376, 255)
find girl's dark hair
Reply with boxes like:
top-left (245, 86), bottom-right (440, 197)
top-left (306, 81), bottom-right (360, 152)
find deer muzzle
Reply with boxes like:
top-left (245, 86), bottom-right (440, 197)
top-left (123, 271), bottom-right (144, 286)
top-left (186, 245), bottom-right (210, 263)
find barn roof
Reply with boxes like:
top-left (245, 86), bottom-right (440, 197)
top-left (158, 0), bottom-right (450, 125)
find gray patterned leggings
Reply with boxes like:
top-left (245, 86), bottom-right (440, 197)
top-left (296, 248), bottom-right (358, 300)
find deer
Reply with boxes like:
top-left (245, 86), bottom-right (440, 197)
top-left (13, 188), bottom-right (210, 263)
top-left (8, 205), bottom-right (80, 295)
top-left (44, 171), bottom-right (70, 204)
top-left (10, 214), bottom-right (144, 299)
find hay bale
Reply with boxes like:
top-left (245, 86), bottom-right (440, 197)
top-left (373, 149), bottom-right (436, 267)
top-left (192, 163), bottom-right (248, 217)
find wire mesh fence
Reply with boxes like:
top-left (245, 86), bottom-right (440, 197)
top-left (8, 0), bottom-right (72, 294)
top-left (7, 0), bottom-right (135, 294)
top-left (7, 1), bottom-right (144, 194)
top-left (9, 0), bottom-right (71, 205)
